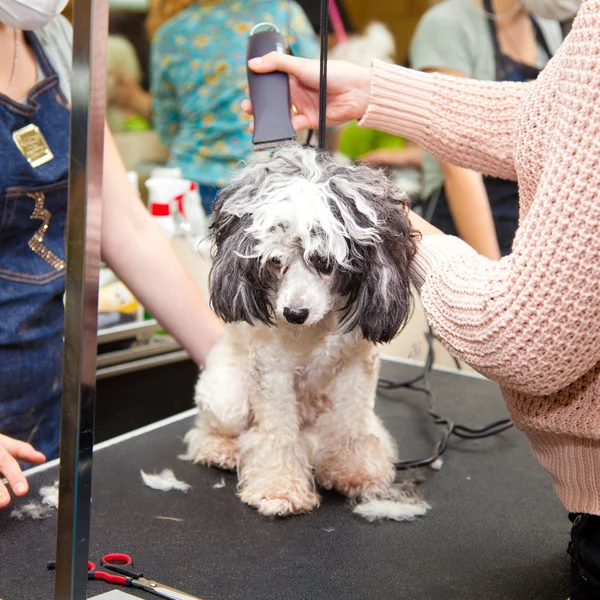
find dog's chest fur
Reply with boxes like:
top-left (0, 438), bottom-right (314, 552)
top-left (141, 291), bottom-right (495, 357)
top-left (234, 313), bottom-right (378, 427)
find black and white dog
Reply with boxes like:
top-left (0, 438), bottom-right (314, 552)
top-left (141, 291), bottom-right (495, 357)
top-left (182, 145), bottom-right (429, 520)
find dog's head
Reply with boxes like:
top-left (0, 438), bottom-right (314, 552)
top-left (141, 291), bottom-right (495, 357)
top-left (209, 145), bottom-right (419, 344)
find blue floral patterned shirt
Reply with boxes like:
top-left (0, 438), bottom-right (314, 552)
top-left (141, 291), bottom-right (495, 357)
top-left (151, 0), bottom-right (319, 188)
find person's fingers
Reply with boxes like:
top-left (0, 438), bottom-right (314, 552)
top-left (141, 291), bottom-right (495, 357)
top-left (0, 444), bottom-right (29, 504)
top-left (291, 113), bottom-right (312, 131)
top-left (248, 52), bottom-right (312, 80)
top-left (241, 98), bottom-right (253, 115)
top-left (0, 479), bottom-right (10, 508)
top-left (244, 103), bottom-right (312, 133)
top-left (0, 434), bottom-right (46, 465)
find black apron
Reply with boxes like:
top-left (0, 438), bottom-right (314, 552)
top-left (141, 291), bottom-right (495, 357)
top-left (429, 0), bottom-right (554, 256)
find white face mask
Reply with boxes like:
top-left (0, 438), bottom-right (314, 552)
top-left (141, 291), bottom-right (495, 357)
top-left (0, 0), bottom-right (69, 30)
top-left (522, 0), bottom-right (581, 21)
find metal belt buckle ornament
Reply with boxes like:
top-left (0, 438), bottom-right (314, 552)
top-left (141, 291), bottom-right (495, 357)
top-left (12, 123), bottom-right (54, 168)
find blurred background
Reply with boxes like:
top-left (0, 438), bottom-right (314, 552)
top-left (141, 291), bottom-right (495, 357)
top-left (61, 0), bottom-right (475, 441)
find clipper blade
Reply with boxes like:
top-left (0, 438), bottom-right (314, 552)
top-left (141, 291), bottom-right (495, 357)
top-left (252, 136), bottom-right (296, 152)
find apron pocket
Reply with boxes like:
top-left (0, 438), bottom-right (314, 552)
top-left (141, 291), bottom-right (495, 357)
top-left (0, 180), bottom-right (68, 285)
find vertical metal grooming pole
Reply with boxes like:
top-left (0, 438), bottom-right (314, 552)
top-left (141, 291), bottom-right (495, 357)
top-left (54, 0), bottom-right (108, 597)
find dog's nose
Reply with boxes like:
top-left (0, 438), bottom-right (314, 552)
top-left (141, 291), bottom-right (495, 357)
top-left (283, 307), bottom-right (309, 325)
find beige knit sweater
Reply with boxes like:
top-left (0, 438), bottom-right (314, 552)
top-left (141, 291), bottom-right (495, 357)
top-left (360, 0), bottom-right (600, 514)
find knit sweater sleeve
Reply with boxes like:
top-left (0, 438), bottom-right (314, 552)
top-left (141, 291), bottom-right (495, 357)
top-left (407, 57), bottom-right (600, 396)
top-left (359, 61), bottom-right (532, 181)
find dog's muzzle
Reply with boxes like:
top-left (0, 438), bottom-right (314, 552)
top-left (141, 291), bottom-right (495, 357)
top-left (283, 307), bottom-right (309, 325)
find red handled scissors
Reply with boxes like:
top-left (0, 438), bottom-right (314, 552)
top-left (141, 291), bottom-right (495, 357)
top-left (48, 553), bottom-right (203, 600)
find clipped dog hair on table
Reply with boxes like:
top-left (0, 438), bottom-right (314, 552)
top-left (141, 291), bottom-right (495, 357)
top-left (39, 480), bottom-right (59, 509)
top-left (140, 469), bottom-right (191, 492)
top-left (10, 501), bottom-right (54, 520)
top-left (351, 481), bottom-right (430, 522)
top-left (183, 144), bottom-right (426, 520)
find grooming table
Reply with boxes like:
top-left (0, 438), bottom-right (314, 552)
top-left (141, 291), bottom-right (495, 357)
top-left (0, 358), bottom-right (570, 600)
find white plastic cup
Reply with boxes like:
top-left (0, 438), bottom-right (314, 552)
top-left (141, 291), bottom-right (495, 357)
top-left (150, 166), bottom-right (183, 179)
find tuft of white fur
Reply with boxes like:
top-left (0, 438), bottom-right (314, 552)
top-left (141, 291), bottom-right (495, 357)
top-left (39, 481), bottom-right (59, 509)
top-left (430, 457), bottom-right (444, 471)
top-left (352, 483), bottom-right (431, 522)
top-left (10, 501), bottom-right (54, 520)
top-left (213, 478), bottom-right (226, 489)
top-left (140, 469), bottom-right (191, 492)
top-left (329, 22), bottom-right (396, 67)
top-left (353, 498), bottom-right (430, 522)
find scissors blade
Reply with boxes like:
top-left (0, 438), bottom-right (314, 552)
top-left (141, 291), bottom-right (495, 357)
top-left (134, 578), bottom-right (204, 600)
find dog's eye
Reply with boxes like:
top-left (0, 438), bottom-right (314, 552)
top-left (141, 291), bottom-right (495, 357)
top-left (310, 254), bottom-right (333, 276)
top-left (268, 257), bottom-right (282, 269)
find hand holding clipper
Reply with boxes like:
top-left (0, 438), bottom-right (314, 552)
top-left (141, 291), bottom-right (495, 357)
top-left (247, 22), bottom-right (296, 150)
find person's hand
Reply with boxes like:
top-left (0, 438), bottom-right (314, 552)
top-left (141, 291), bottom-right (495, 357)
top-left (241, 53), bottom-right (372, 131)
top-left (110, 75), bottom-right (152, 120)
top-left (0, 434), bottom-right (46, 509)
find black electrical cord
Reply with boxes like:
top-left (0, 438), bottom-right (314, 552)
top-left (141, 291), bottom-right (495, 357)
top-left (378, 329), bottom-right (513, 471)
top-left (317, 0), bottom-right (329, 150)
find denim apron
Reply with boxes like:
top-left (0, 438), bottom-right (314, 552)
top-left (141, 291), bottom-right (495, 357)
top-left (430, 0), bottom-right (554, 256)
top-left (0, 32), bottom-right (70, 461)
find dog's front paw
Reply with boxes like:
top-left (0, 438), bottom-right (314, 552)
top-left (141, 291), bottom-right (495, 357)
top-left (239, 479), bottom-right (320, 516)
top-left (316, 434), bottom-right (395, 498)
top-left (180, 429), bottom-right (239, 471)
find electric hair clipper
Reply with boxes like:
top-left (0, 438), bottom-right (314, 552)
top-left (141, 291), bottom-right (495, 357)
top-left (247, 22), bottom-right (296, 151)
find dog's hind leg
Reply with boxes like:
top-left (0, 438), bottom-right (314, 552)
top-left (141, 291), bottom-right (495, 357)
top-left (181, 330), bottom-right (250, 471)
top-left (314, 349), bottom-right (398, 497)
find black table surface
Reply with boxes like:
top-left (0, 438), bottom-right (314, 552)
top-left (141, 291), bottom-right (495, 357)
top-left (0, 360), bottom-right (570, 600)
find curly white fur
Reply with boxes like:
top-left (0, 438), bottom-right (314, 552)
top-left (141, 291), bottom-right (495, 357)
top-left (183, 146), bottom-right (428, 520)
top-left (39, 480), bottom-right (59, 509)
top-left (352, 482), bottom-right (431, 522)
top-left (140, 469), bottom-right (191, 492)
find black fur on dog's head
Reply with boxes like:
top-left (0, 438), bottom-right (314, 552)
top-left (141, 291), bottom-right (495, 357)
top-left (209, 145), bottom-right (419, 344)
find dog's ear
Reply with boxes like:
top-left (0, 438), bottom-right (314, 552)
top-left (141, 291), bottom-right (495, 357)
top-left (209, 200), bottom-right (275, 326)
top-left (338, 197), bottom-right (418, 344)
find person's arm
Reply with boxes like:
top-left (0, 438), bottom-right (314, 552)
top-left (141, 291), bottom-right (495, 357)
top-left (360, 144), bottom-right (423, 169)
top-left (440, 163), bottom-right (501, 260)
top-left (245, 52), bottom-right (529, 182)
top-left (101, 124), bottom-right (223, 365)
top-left (407, 57), bottom-right (600, 395)
top-left (360, 63), bottom-right (530, 183)
top-left (425, 66), bottom-right (500, 261)
top-left (404, 7), bottom-right (502, 260)
top-left (150, 33), bottom-right (180, 148)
